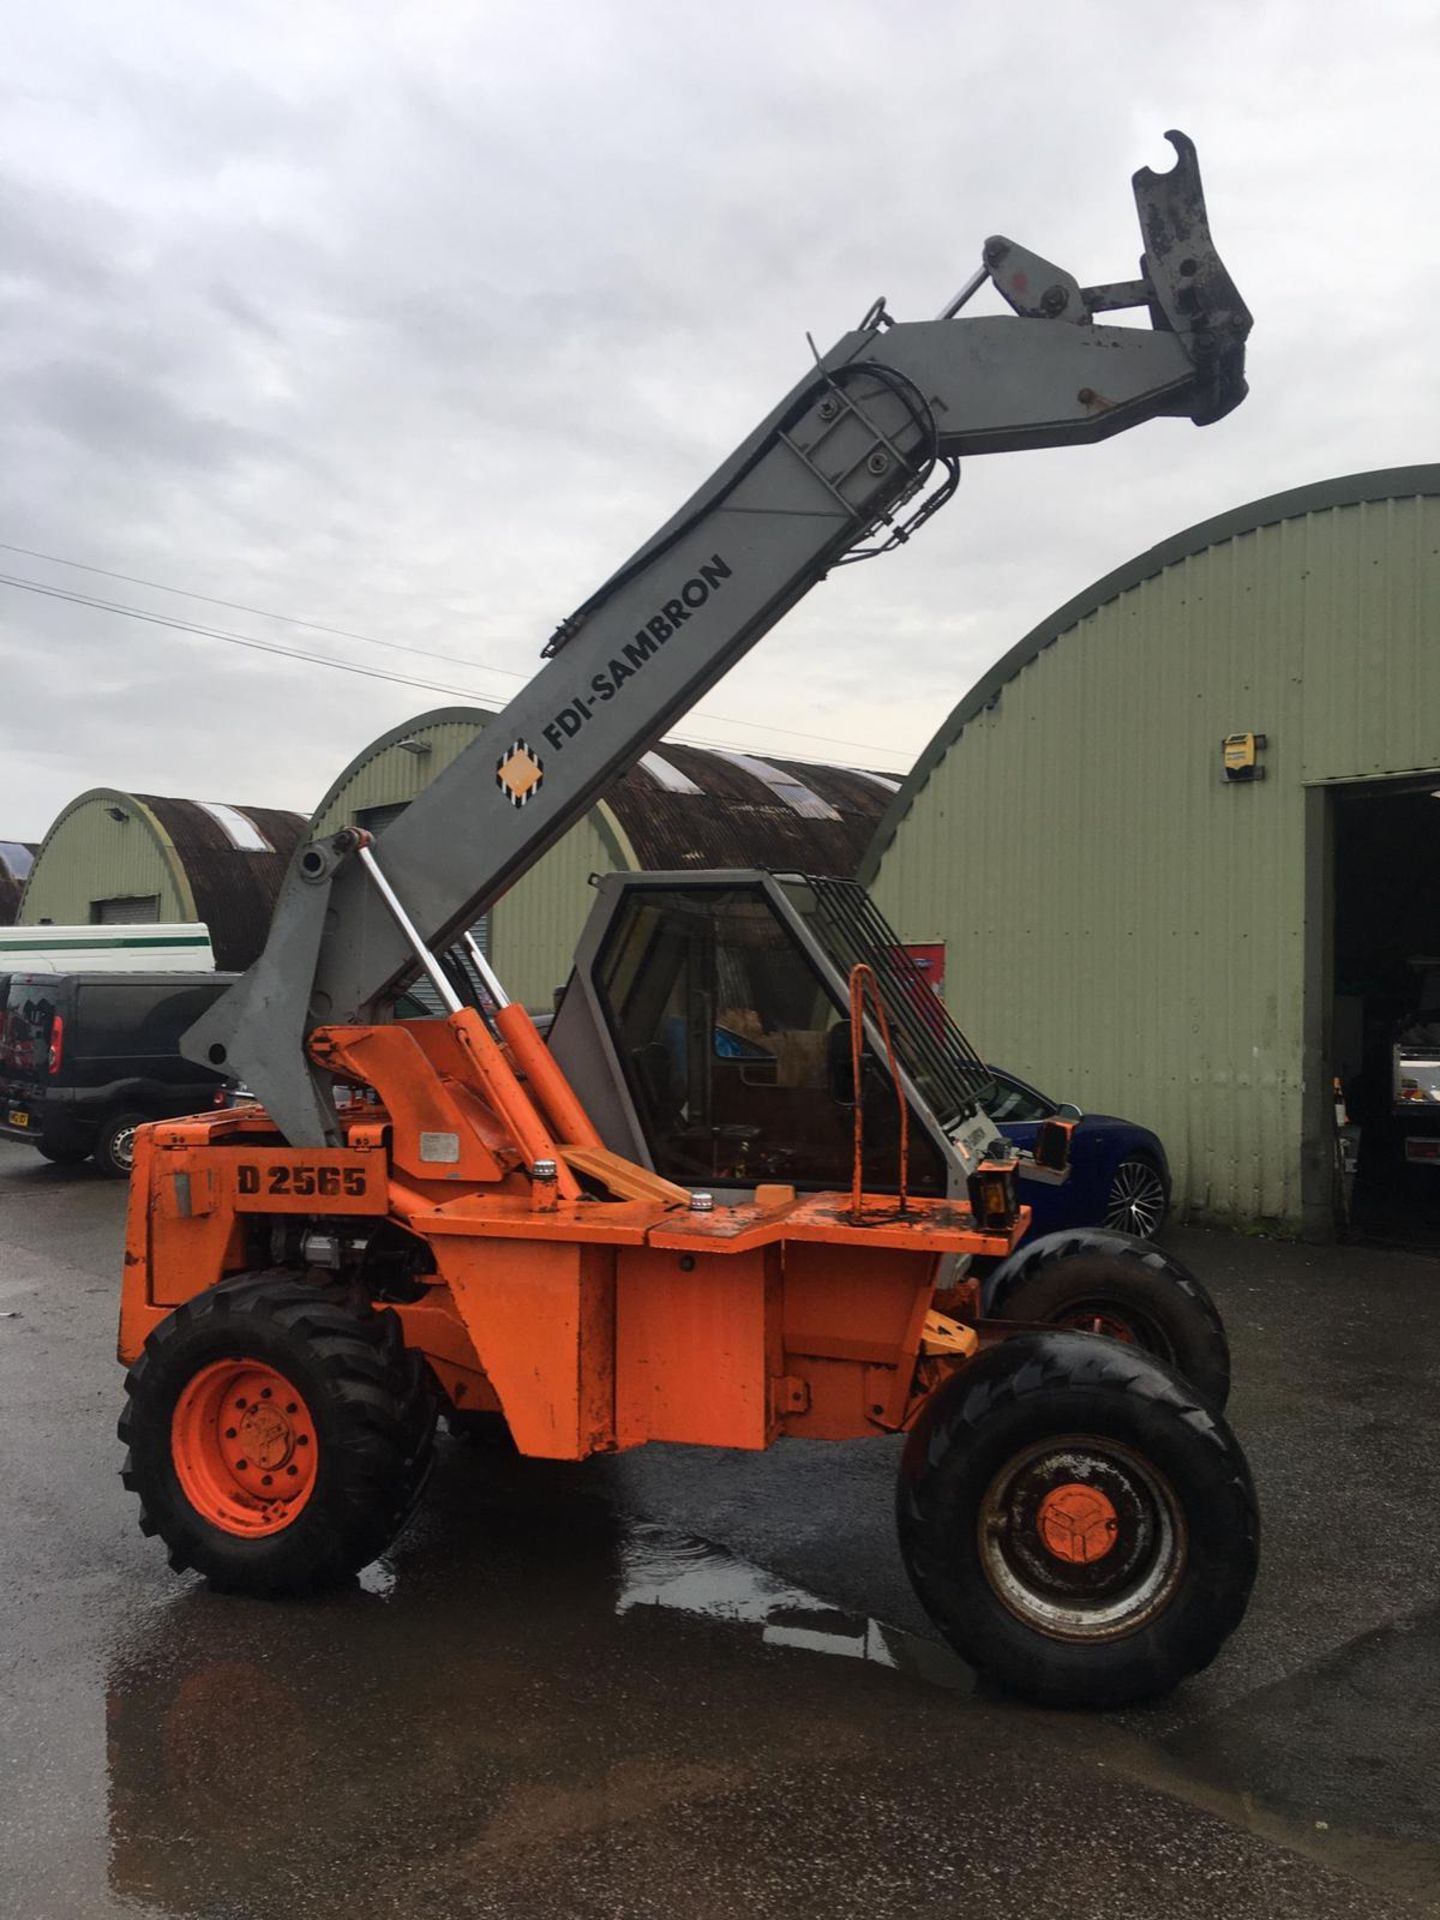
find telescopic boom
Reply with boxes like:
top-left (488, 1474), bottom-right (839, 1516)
top-left (187, 132), bottom-right (1251, 1147)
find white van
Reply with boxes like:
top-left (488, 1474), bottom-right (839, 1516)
top-left (0, 923), bottom-right (215, 974)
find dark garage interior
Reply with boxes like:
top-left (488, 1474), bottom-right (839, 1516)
top-left (1330, 779), bottom-right (1440, 1244)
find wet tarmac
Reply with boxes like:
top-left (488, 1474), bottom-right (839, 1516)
top-left (2, 1138), bottom-right (1438, 1918)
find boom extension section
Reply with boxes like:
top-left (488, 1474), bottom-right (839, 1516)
top-left (187, 131), bottom-right (1250, 1148)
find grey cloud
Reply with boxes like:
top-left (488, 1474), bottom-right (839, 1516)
top-left (22, 357), bottom-right (282, 470)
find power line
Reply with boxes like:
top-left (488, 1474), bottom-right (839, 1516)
top-left (0, 571), bottom-right (494, 701)
top-left (0, 538), bottom-right (915, 763)
top-left (0, 569), bottom-right (913, 772)
top-left (0, 539), bottom-right (514, 676)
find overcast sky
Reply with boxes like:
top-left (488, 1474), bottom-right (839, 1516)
top-left (2, 0), bottom-right (1436, 841)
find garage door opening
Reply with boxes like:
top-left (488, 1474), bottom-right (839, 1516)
top-left (1328, 778), bottom-right (1440, 1246)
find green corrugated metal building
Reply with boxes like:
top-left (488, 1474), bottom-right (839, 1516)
top-left (310, 710), bottom-right (633, 1010)
top-left (864, 467), bottom-right (1440, 1238)
top-left (19, 792), bottom-right (307, 968)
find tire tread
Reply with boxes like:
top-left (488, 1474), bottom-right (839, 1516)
top-left (982, 1228), bottom-right (1231, 1410)
top-left (897, 1331), bottom-right (1258, 1707)
top-left (118, 1268), bottom-right (436, 1596)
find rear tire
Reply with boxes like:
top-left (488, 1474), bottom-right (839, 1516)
top-left (93, 1110), bottom-right (148, 1179)
top-left (897, 1332), bottom-right (1258, 1708)
top-left (1103, 1154), bottom-right (1169, 1238)
top-left (37, 1141), bottom-right (91, 1166)
top-left (982, 1228), bottom-right (1231, 1410)
top-left (119, 1270), bottom-right (437, 1595)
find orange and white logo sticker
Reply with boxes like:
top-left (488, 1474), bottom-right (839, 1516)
top-left (496, 740), bottom-right (544, 808)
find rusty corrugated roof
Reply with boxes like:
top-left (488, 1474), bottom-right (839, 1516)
top-left (0, 843), bottom-right (36, 927)
top-left (607, 746), bottom-right (890, 875)
top-left (135, 796), bottom-right (306, 970)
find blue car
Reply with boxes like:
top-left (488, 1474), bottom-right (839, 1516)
top-left (982, 1067), bottom-right (1171, 1241)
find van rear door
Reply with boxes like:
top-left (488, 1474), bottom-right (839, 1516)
top-left (0, 973), bottom-right (71, 1130)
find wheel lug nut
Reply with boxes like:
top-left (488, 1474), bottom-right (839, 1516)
top-left (262, 1474), bottom-right (273, 1486)
top-left (297, 1435), bottom-right (309, 1447)
top-left (261, 1388), bottom-right (272, 1400)
top-left (235, 1398), bottom-right (246, 1409)
top-left (225, 1427), bottom-right (237, 1440)
top-left (286, 1403), bottom-right (297, 1415)
top-left (287, 1465), bottom-right (298, 1476)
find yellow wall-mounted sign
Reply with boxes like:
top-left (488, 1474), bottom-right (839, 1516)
top-left (1222, 732), bottom-right (1267, 782)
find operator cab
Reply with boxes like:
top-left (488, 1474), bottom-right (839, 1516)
top-left (549, 870), bottom-right (1012, 1201)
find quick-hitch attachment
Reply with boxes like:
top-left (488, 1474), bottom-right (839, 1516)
top-left (1129, 129), bottom-right (1252, 425)
top-left (963, 130), bottom-right (1251, 429)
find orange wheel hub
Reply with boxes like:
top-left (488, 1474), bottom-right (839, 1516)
top-left (172, 1360), bottom-right (318, 1537)
top-left (1036, 1481), bottom-right (1119, 1565)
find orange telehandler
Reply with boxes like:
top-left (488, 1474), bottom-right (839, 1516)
top-left (118, 133), bottom-right (1258, 1706)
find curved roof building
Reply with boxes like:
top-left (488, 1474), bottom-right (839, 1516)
top-left (20, 791), bottom-right (307, 969)
top-left (864, 466), bottom-right (1440, 1237)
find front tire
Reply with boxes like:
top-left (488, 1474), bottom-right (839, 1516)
top-left (982, 1228), bottom-right (1231, 1410)
top-left (897, 1332), bottom-right (1258, 1708)
top-left (119, 1270), bottom-right (437, 1594)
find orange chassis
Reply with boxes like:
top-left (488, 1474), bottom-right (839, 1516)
top-left (121, 1006), bottom-right (1025, 1461)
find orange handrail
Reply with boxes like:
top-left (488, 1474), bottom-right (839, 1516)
top-left (848, 962), bottom-right (910, 1222)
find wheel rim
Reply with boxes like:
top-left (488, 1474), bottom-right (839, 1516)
top-left (1050, 1300), bottom-right (1175, 1364)
top-left (1103, 1159), bottom-right (1166, 1237)
top-left (1054, 1305), bottom-right (1145, 1346)
top-left (172, 1360), bottom-right (319, 1536)
top-left (111, 1124), bottom-right (138, 1172)
top-left (977, 1435), bottom-right (1187, 1642)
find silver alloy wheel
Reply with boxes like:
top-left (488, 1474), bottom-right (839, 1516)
top-left (1103, 1158), bottom-right (1167, 1238)
top-left (111, 1123), bottom-right (138, 1173)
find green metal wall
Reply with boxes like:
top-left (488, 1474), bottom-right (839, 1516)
top-left (866, 471), bottom-right (1440, 1230)
top-left (310, 712), bottom-right (489, 833)
top-left (19, 792), bottom-right (192, 926)
top-left (489, 810), bottom-right (629, 1010)
top-left (312, 708), bottom-right (633, 1009)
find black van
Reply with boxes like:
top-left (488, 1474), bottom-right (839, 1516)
top-left (0, 971), bottom-right (237, 1176)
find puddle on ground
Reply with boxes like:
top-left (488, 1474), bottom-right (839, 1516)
top-left (88, 1453), bottom-right (1438, 1919)
top-left (611, 1513), bottom-right (1440, 1908)
top-left (95, 1491), bottom-right (987, 1919)
top-left (616, 1519), bottom-right (974, 1690)
top-left (354, 1510), bottom-right (973, 1690)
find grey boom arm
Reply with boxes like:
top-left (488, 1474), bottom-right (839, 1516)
top-left (186, 131), bottom-right (1251, 1146)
